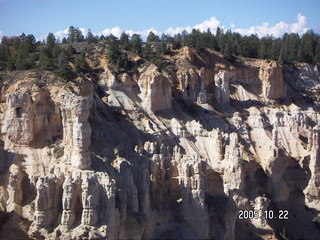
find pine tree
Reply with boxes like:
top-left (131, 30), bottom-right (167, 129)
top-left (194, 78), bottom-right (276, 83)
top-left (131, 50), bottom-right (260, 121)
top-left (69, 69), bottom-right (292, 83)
top-left (66, 45), bottom-right (75, 58)
top-left (46, 33), bottom-right (56, 49)
top-left (24, 34), bottom-right (37, 53)
top-left (315, 38), bottom-right (320, 63)
top-left (0, 45), bottom-right (7, 70)
top-left (86, 29), bottom-right (96, 44)
top-left (142, 43), bottom-right (153, 59)
top-left (99, 35), bottom-right (106, 41)
top-left (299, 30), bottom-right (316, 63)
top-left (282, 33), bottom-right (300, 62)
top-left (107, 35), bottom-right (121, 65)
top-left (67, 26), bottom-right (76, 43)
top-left (173, 34), bottom-right (182, 49)
top-left (215, 27), bottom-right (223, 51)
top-left (147, 31), bottom-right (160, 42)
top-left (130, 34), bottom-right (142, 55)
top-left (160, 41), bottom-right (170, 55)
top-left (55, 50), bottom-right (71, 80)
top-left (259, 36), bottom-right (273, 59)
top-left (161, 33), bottom-right (168, 43)
top-left (53, 45), bottom-right (62, 62)
top-left (270, 38), bottom-right (282, 60)
top-left (74, 52), bottom-right (88, 72)
top-left (120, 32), bottom-right (130, 50)
top-left (221, 30), bottom-right (237, 60)
top-left (75, 27), bottom-right (85, 42)
top-left (16, 45), bottom-right (30, 70)
top-left (39, 47), bottom-right (54, 70)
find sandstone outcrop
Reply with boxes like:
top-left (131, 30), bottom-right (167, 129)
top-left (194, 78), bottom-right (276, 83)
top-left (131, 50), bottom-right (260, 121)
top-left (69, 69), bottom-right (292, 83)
top-left (0, 47), bottom-right (320, 240)
top-left (138, 64), bottom-right (172, 111)
top-left (214, 70), bottom-right (232, 103)
top-left (259, 61), bottom-right (286, 99)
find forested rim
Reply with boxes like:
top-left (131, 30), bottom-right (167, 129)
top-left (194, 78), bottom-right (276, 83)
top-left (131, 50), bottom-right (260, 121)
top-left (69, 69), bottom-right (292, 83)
top-left (0, 26), bottom-right (319, 80)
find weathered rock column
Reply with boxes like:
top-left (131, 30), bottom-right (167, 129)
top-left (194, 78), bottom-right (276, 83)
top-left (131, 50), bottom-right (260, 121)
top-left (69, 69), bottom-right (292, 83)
top-left (61, 94), bottom-right (92, 170)
top-left (214, 70), bottom-right (231, 104)
top-left (259, 61), bottom-right (286, 100)
top-left (61, 175), bottom-right (79, 228)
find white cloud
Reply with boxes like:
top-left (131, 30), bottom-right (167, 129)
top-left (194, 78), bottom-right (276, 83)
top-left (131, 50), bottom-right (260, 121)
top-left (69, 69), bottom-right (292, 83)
top-left (233, 13), bottom-right (309, 37)
top-left (193, 16), bottom-right (221, 32)
top-left (54, 27), bottom-right (69, 39)
top-left (291, 13), bottom-right (308, 33)
top-left (101, 26), bottom-right (122, 38)
top-left (51, 27), bottom-right (89, 41)
top-left (79, 27), bottom-right (88, 37)
top-left (38, 13), bottom-right (310, 42)
top-left (164, 17), bottom-right (220, 36)
top-left (165, 26), bottom-right (192, 36)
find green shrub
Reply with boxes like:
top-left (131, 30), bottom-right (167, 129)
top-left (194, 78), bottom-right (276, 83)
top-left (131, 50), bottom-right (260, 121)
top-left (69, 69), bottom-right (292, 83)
top-left (53, 146), bottom-right (64, 158)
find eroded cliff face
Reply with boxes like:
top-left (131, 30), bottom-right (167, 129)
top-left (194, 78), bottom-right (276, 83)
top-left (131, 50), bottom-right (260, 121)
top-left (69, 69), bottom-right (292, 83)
top-left (0, 48), bottom-right (320, 240)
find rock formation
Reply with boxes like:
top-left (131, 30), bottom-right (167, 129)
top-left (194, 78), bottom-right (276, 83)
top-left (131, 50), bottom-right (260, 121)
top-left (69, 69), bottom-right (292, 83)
top-left (0, 47), bottom-right (320, 240)
top-left (214, 70), bottom-right (232, 103)
top-left (259, 61), bottom-right (286, 99)
top-left (138, 64), bottom-right (172, 112)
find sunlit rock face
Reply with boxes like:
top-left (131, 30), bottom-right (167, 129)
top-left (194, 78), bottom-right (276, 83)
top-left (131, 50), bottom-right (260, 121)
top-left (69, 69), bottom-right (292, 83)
top-left (138, 64), bottom-right (172, 112)
top-left (259, 61), bottom-right (286, 100)
top-left (214, 70), bottom-right (232, 104)
top-left (0, 48), bottom-right (320, 240)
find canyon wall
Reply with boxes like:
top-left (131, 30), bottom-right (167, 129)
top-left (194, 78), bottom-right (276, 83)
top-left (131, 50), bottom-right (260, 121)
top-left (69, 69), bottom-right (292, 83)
top-left (0, 48), bottom-right (319, 240)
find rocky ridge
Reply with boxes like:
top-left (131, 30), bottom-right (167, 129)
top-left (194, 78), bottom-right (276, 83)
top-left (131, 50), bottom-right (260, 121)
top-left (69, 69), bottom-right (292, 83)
top-left (0, 46), bottom-right (319, 239)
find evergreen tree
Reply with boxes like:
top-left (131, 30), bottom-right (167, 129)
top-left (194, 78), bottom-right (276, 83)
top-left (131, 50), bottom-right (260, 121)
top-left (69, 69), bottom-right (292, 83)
top-left (66, 45), bottom-right (76, 58)
top-left (67, 26), bottom-right (76, 43)
top-left (200, 29), bottom-right (213, 49)
top-left (270, 38), bottom-right (282, 61)
top-left (55, 50), bottom-right (71, 80)
top-left (185, 29), bottom-right (201, 50)
top-left (238, 34), bottom-right (259, 58)
top-left (99, 35), bottom-right (106, 41)
top-left (315, 38), bottom-right (320, 63)
top-left (1, 36), bottom-right (12, 46)
top-left (142, 43), bottom-right (153, 59)
top-left (24, 34), bottom-right (37, 52)
top-left (74, 52), bottom-right (88, 72)
top-left (160, 41), bottom-right (170, 55)
top-left (86, 29), bottom-right (96, 44)
top-left (119, 32), bottom-right (130, 50)
top-left (75, 27), bottom-right (85, 42)
top-left (215, 27), bottom-right (223, 51)
top-left (259, 36), bottom-right (273, 59)
top-left (16, 43), bottom-right (31, 69)
top-left (39, 47), bottom-right (54, 70)
top-left (173, 34), bottom-right (182, 49)
top-left (107, 35), bottom-right (121, 65)
top-left (221, 30), bottom-right (237, 60)
top-left (46, 33), bottom-right (56, 49)
top-left (282, 33), bottom-right (300, 62)
top-left (299, 30), bottom-right (316, 63)
top-left (179, 30), bottom-right (186, 45)
top-left (53, 45), bottom-right (62, 62)
top-left (147, 31), bottom-right (160, 42)
top-left (6, 51), bottom-right (14, 71)
top-left (161, 33), bottom-right (168, 43)
top-left (130, 34), bottom-right (142, 55)
top-left (0, 45), bottom-right (7, 70)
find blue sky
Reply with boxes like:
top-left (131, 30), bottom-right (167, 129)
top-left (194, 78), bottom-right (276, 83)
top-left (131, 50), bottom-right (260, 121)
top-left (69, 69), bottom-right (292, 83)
top-left (0, 0), bottom-right (319, 40)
